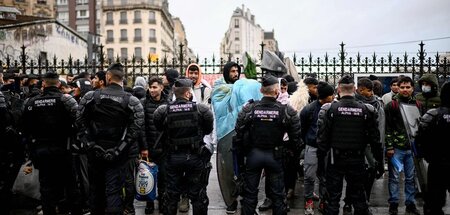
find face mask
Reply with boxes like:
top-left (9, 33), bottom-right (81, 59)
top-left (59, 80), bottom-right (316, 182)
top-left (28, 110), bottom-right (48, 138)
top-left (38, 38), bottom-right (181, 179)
top-left (421, 85), bottom-right (431, 93)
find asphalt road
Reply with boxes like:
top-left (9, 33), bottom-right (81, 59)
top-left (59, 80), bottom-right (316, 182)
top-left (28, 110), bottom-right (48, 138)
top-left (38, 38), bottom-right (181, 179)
top-left (133, 153), bottom-right (450, 215)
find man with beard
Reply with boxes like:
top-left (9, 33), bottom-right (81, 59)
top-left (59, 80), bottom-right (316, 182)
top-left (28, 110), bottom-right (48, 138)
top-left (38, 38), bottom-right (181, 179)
top-left (92, 71), bottom-right (106, 90)
top-left (137, 76), bottom-right (169, 214)
top-left (223, 62), bottom-right (240, 84)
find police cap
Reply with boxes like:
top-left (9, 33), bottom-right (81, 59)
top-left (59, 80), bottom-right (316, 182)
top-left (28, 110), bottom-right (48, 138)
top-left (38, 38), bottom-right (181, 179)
top-left (43, 72), bottom-right (59, 80)
top-left (174, 78), bottom-right (193, 88)
top-left (338, 75), bottom-right (354, 85)
top-left (261, 75), bottom-right (279, 87)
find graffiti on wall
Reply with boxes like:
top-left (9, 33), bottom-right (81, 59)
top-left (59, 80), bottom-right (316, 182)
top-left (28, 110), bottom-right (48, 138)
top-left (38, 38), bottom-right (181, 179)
top-left (0, 43), bottom-right (21, 59)
top-left (56, 25), bottom-right (82, 46)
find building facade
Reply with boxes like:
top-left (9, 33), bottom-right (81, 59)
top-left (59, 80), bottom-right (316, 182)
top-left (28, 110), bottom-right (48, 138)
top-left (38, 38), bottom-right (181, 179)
top-left (0, 14), bottom-right (87, 62)
top-left (220, 5), bottom-right (264, 60)
top-left (264, 30), bottom-right (279, 52)
top-left (55, 0), bottom-right (100, 40)
top-left (101, 0), bottom-right (175, 62)
top-left (172, 17), bottom-right (195, 60)
top-left (0, 0), bottom-right (56, 18)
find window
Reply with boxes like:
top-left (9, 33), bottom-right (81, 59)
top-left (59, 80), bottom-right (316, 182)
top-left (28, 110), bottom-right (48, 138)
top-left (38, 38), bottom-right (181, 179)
top-left (106, 30), bottom-right (114, 43)
top-left (120, 29), bottom-right (127, 42)
top-left (107, 48), bottom-right (114, 60)
top-left (121, 48), bottom-right (128, 60)
top-left (39, 52), bottom-right (47, 63)
top-left (76, 25), bottom-right (89, 33)
top-left (134, 29), bottom-right (142, 42)
top-left (106, 12), bottom-right (113, 25)
top-left (148, 11), bottom-right (156, 24)
top-left (234, 19), bottom-right (239, 28)
top-left (150, 47), bottom-right (156, 54)
top-left (235, 44), bottom-right (240, 54)
top-left (78, 10), bottom-right (88, 18)
top-left (121, 0), bottom-right (127, 4)
top-left (134, 10), bottom-right (141, 23)
top-left (149, 29), bottom-right (156, 42)
top-left (120, 11), bottom-right (127, 24)
top-left (57, 0), bottom-right (67, 5)
top-left (37, 0), bottom-right (47, 4)
top-left (76, 0), bottom-right (88, 4)
top-left (107, 0), bottom-right (113, 5)
top-left (235, 31), bottom-right (239, 41)
top-left (57, 11), bottom-right (68, 22)
top-left (134, 47), bottom-right (142, 59)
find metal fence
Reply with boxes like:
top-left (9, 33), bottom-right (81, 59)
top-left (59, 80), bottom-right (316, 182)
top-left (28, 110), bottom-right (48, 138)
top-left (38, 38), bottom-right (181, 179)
top-left (1, 42), bottom-right (448, 86)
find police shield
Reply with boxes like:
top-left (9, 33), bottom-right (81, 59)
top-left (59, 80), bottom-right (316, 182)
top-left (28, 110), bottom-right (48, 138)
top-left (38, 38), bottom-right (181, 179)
top-left (216, 131), bottom-right (237, 207)
top-left (399, 103), bottom-right (428, 193)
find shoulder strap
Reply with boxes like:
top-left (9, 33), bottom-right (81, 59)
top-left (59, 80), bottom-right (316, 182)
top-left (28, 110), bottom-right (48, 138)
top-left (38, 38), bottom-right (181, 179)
top-left (94, 90), bottom-right (101, 105)
top-left (200, 85), bottom-right (206, 101)
top-left (391, 99), bottom-right (399, 110)
top-left (122, 93), bottom-right (131, 109)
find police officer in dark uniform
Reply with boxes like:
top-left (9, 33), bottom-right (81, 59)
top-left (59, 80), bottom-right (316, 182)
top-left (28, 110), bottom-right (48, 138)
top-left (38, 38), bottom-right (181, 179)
top-left (77, 63), bottom-right (144, 215)
top-left (22, 71), bottom-right (81, 215)
top-left (416, 82), bottom-right (450, 215)
top-left (153, 78), bottom-right (214, 215)
top-left (317, 75), bottom-right (382, 215)
top-left (234, 75), bottom-right (301, 215)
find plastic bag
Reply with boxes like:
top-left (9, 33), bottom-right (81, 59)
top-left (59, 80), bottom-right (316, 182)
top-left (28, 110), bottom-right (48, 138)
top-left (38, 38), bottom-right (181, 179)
top-left (12, 161), bottom-right (41, 200)
top-left (135, 160), bottom-right (158, 201)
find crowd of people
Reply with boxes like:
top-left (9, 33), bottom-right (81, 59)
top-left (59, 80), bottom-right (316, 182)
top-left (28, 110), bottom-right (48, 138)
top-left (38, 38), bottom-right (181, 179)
top-left (0, 49), bottom-right (449, 215)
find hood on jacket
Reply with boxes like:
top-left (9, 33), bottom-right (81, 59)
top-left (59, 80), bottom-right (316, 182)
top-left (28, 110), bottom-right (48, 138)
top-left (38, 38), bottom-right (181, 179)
top-left (418, 73), bottom-right (439, 92)
top-left (185, 63), bottom-right (203, 87)
top-left (223, 61), bottom-right (241, 84)
top-left (133, 76), bottom-right (147, 89)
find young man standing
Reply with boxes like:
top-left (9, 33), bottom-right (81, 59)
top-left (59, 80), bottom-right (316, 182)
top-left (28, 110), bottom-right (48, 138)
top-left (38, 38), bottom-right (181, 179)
top-left (384, 76), bottom-right (421, 215)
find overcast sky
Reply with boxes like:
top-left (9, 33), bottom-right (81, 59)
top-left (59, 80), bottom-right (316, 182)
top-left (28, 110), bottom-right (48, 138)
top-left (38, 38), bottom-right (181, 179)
top-left (169, 0), bottom-right (450, 59)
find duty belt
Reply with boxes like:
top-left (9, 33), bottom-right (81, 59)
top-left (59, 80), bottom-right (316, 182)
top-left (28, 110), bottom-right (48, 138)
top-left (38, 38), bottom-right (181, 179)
top-left (334, 149), bottom-right (364, 157)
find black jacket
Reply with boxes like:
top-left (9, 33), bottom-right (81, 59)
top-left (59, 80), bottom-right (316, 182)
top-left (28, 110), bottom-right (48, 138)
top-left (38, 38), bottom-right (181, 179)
top-left (140, 92), bottom-right (169, 151)
top-left (77, 83), bottom-right (144, 155)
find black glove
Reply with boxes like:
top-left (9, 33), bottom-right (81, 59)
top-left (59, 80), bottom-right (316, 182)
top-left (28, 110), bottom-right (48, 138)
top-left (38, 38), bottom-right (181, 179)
top-left (103, 148), bottom-right (119, 162)
top-left (199, 145), bottom-right (213, 163)
top-left (375, 161), bottom-right (385, 179)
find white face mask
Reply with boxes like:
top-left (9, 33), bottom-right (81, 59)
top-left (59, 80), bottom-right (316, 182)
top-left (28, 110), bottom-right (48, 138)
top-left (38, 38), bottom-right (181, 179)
top-left (422, 85), bottom-right (432, 93)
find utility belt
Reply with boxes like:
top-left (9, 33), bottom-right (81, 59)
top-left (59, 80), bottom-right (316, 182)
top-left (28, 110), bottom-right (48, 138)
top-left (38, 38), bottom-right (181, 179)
top-left (333, 148), bottom-right (365, 157)
top-left (168, 137), bottom-right (201, 152)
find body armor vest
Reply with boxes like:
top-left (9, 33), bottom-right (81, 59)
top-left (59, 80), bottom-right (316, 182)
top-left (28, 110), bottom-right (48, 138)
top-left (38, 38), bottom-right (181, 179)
top-left (329, 101), bottom-right (368, 150)
top-left (90, 90), bottom-right (130, 149)
top-left (250, 101), bottom-right (285, 149)
top-left (166, 102), bottom-right (202, 150)
top-left (28, 92), bottom-right (71, 142)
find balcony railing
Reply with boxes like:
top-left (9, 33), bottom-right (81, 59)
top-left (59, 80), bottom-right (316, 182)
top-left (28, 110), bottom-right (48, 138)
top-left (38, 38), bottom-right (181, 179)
top-left (120, 37), bottom-right (128, 42)
top-left (133, 18), bottom-right (142, 23)
top-left (149, 37), bottom-right (156, 42)
top-left (134, 37), bottom-right (142, 42)
top-left (119, 19), bottom-right (127, 24)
